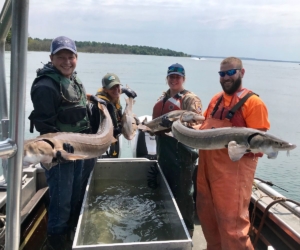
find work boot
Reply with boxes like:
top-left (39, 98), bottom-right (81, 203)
top-left (45, 234), bottom-right (67, 250)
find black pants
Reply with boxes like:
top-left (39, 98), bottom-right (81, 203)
top-left (156, 135), bottom-right (198, 231)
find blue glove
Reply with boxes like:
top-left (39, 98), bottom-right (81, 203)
top-left (122, 88), bottom-right (137, 99)
top-left (90, 95), bottom-right (107, 106)
top-left (113, 126), bottom-right (122, 138)
top-left (54, 143), bottom-right (74, 163)
top-left (159, 115), bottom-right (173, 128)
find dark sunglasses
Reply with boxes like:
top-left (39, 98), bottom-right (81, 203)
top-left (169, 75), bottom-right (182, 79)
top-left (168, 66), bottom-right (185, 74)
top-left (218, 68), bottom-right (241, 77)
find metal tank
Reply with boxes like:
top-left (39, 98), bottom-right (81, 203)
top-left (73, 158), bottom-right (192, 250)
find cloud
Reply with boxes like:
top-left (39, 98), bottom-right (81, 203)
top-left (1, 0), bottom-right (299, 60)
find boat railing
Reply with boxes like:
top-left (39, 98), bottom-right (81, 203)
top-left (253, 179), bottom-right (300, 217)
top-left (0, 0), bottom-right (30, 250)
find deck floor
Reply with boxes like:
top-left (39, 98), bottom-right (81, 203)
top-left (192, 214), bottom-right (207, 249)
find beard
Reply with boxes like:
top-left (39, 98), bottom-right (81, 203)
top-left (220, 76), bottom-right (242, 95)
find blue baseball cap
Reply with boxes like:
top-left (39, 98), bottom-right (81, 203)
top-left (50, 36), bottom-right (77, 55)
top-left (167, 63), bottom-right (185, 77)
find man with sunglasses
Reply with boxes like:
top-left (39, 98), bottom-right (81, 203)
top-left (29, 36), bottom-right (97, 250)
top-left (196, 57), bottom-right (270, 250)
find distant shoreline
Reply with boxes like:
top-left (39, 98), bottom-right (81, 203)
top-left (5, 37), bottom-right (189, 58)
top-left (191, 55), bottom-right (300, 64)
top-left (4, 35), bottom-right (299, 63)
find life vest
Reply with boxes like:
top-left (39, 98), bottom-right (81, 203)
top-left (152, 90), bottom-right (189, 119)
top-left (203, 88), bottom-right (263, 158)
top-left (95, 88), bottom-right (122, 128)
top-left (209, 88), bottom-right (255, 127)
top-left (31, 72), bottom-right (90, 133)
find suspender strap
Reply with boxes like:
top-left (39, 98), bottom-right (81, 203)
top-left (225, 92), bottom-right (256, 120)
top-left (210, 94), bottom-right (223, 117)
top-left (174, 89), bottom-right (189, 99)
top-left (160, 95), bottom-right (169, 115)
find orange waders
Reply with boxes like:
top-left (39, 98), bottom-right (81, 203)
top-left (196, 118), bottom-right (257, 250)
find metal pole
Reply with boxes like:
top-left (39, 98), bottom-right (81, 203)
top-left (0, 0), bottom-right (12, 187)
top-left (5, 0), bottom-right (29, 249)
top-left (0, 120), bottom-right (10, 184)
top-left (0, 0), bottom-right (12, 120)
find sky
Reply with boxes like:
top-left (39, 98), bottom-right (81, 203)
top-left (1, 0), bottom-right (300, 61)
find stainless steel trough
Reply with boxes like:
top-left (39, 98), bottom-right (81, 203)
top-left (73, 158), bottom-right (192, 250)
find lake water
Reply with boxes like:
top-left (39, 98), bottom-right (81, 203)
top-left (80, 179), bottom-right (173, 245)
top-left (1, 52), bottom-right (300, 201)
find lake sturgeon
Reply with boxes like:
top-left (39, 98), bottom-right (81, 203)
top-left (172, 120), bottom-right (297, 161)
top-left (138, 110), bottom-right (205, 133)
top-left (23, 104), bottom-right (114, 168)
top-left (121, 96), bottom-right (138, 140)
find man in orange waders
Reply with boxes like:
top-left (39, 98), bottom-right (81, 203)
top-left (196, 57), bottom-right (270, 250)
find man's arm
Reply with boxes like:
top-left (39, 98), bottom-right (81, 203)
top-left (182, 94), bottom-right (203, 128)
top-left (29, 79), bottom-right (61, 135)
top-left (243, 95), bottom-right (270, 131)
top-left (182, 94), bottom-right (203, 115)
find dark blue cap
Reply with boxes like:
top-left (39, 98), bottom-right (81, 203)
top-left (167, 63), bottom-right (185, 77)
top-left (50, 36), bottom-right (77, 54)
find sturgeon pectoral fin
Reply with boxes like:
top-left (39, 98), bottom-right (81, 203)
top-left (60, 151), bottom-right (87, 160)
top-left (267, 151), bottom-right (278, 159)
top-left (228, 141), bottom-right (248, 161)
top-left (142, 117), bottom-right (148, 124)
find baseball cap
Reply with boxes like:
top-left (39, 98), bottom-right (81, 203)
top-left (167, 63), bottom-right (185, 77)
top-left (50, 36), bottom-right (77, 55)
top-left (102, 73), bottom-right (122, 89)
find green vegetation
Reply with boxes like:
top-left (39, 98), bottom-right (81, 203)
top-left (6, 36), bottom-right (188, 57)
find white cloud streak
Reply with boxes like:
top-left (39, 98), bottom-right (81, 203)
top-left (1, 0), bottom-right (299, 60)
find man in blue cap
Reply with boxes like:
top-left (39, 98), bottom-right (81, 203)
top-left (29, 36), bottom-right (96, 249)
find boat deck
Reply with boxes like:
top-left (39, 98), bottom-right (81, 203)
top-left (193, 215), bottom-right (207, 250)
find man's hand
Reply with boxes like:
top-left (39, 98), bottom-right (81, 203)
top-left (159, 115), bottom-right (173, 128)
top-left (122, 88), bottom-right (137, 99)
top-left (113, 126), bottom-right (122, 138)
top-left (54, 143), bottom-right (74, 163)
top-left (63, 143), bottom-right (74, 153)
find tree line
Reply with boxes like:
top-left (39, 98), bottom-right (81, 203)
top-left (5, 35), bottom-right (188, 57)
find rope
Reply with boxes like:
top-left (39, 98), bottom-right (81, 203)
top-left (249, 183), bottom-right (300, 248)
top-left (0, 215), bottom-right (6, 244)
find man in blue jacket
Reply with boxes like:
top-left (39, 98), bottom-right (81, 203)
top-left (29, 36), bottom-right (96, 249)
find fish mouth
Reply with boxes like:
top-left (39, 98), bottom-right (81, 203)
top-left (274, 143), bottom-right (296, 151)
top-left (287, 143), bottom-right (297, 150)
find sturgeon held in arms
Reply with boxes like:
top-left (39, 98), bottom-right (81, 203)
top-left (138, 110), bottom-right (205, 133)
top-left (23, 104), bottom-right (114, 168)
top-left (121, 96), bottom-right (138, 140)
top-left (172, 120), bottom-right (297, 161)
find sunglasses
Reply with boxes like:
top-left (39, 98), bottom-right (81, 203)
top-left (218, 68), bottom-right (241, 77)
top-left (168, 66), bottom-right (185, 74)
top-left (169, 75), bottom-right (182, 79)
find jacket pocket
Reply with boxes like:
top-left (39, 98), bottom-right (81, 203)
top-left (57, 105), bottom-right (87, 124)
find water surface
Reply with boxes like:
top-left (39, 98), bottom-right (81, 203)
top-left (1, 52), bottom-right (300, 201)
